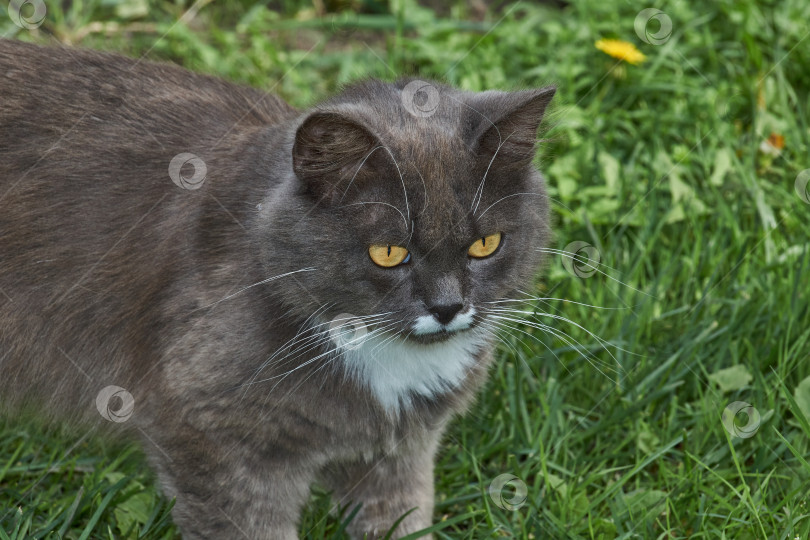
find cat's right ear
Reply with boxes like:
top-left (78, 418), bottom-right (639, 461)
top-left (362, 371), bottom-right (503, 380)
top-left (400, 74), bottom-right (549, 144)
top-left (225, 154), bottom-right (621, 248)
top-left (466, 86), bottom-right (556, 170)
top-left (292, 112), bottom-right (384, 205)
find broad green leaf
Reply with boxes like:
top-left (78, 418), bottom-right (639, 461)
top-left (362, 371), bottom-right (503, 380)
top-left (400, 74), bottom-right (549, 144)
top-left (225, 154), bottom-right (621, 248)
top-left (598, 151), bottom-right (621, 192)
top-left (114, 491), bottom-right (152, 536)
top-left (709, 148), bottom-right (733, 186)
top-left (708, 364), bottom-right (753, 393)
top-left (669, 174), bottom-right (693, 203)
top-left (794, 375), bottom-right (810, 422)
top-left (621, 489), bottom-right (668, 515)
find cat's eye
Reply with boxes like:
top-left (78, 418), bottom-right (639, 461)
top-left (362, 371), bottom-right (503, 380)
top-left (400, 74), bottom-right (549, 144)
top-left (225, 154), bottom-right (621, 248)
top-left (369, 244), bottom-right (411, 268)
top-left (468, 233), bottom-right (502, 258)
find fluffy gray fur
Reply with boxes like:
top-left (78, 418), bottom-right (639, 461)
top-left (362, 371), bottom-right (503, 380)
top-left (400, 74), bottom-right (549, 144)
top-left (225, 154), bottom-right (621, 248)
top-left (0, 39), bottom-right (555, 538)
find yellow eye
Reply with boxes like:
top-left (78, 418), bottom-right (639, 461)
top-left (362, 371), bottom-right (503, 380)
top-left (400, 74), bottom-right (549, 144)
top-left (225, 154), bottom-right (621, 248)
top-left (369, 244), bottom-right (411, 268)
top-left (468, 233), bottom-right (502, 258)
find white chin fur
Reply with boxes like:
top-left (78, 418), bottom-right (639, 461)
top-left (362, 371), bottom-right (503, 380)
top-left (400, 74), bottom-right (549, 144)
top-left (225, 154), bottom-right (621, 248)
top-left (339, 324), bottom-right (487, 414)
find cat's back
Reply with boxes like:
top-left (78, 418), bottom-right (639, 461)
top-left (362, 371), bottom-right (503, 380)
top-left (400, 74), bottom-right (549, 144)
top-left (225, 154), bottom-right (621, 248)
top-left (0, 39), bottom-right (296, 216)
top-left (0, 39), bottom-right (293, 146)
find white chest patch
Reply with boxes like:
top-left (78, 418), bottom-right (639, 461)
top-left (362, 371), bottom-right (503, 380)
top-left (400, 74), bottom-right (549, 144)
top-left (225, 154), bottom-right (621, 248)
top-left (339, 329), bottom-right (487, 414)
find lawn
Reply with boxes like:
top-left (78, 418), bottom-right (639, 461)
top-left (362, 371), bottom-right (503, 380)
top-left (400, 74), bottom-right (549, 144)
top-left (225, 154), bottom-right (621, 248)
top-left (1, 0), bottom-right (809, 538)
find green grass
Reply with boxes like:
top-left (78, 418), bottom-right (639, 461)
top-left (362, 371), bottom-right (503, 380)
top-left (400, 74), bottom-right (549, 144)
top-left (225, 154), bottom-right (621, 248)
top-left (2, 0), bottom-right (810, 537)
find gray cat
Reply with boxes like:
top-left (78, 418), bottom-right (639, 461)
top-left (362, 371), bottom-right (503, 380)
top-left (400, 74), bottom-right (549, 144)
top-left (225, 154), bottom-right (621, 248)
top-left (0, 39), bottom-right (555, 538)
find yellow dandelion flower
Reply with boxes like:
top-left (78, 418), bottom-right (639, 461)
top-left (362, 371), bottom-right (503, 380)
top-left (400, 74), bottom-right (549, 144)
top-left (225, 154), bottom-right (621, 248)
top-left (595, 39), bottom-right (646, 65)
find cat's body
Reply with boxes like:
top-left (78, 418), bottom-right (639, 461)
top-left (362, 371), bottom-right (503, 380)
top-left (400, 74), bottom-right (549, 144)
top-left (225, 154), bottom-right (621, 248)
top-left (0, 39), bottom-right (554, 538)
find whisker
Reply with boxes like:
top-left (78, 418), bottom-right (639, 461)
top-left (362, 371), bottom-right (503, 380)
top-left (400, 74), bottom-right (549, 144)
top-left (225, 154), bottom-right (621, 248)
top-left (476, 314), bottom-right (572, 377)
top-left (195, 267), bottom-right (317, 312)
top-left (257, 322), bottom-right (398, 411)
top-left (259, 320), bottom-right (397, 389)
top-left (267, 313), bottom-right (393, 373)
top-left (484, 311), bottom-right (599, 364)
top-left (339, 145), bottom-right (386, 203)
top-left (379, 145), bottom-right (410, 224)
top-left (492, 305), bottom-right (637, 359)
top-left (243, 311), bottom-right (393, 392)
top-left (538, 247), bottom-right (622, 272)
top-left (336, 201), bottom-right (408, 231)
top-left (482, 296), bottom-right (629, 311)
top-left (366, 320), bottom-right (413, 357)
top-left (486, 313), bottom-right (620, 384)
top-left (471, 131), bottom-right (518, 215)
top-left (300, 321), bottom-right (407, 400)
top-left (475, 192), bottom-right (545, 221)
top-left (537, 247), bottom-right (652, 297)
top-left (237, 303), bottom-right (335, 401)
top-left (473, 316), bottom-right (523, 359)
top-left (484, 307), bottom-right (634, 360)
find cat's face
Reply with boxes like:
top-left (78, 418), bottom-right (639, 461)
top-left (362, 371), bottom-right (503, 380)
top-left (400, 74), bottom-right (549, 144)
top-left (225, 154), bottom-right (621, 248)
top-left (259, 80), bottom-right (554, 346)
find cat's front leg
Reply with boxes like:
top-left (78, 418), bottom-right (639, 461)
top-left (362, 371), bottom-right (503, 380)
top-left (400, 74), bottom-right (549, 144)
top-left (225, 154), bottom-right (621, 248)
top-left (323, 434), bottom-right (440, 539)
top-left (142, 429), bottom-right (314, 540)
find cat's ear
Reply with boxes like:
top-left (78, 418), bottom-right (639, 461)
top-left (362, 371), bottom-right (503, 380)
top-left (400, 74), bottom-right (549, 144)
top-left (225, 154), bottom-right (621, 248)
top-left (292, 112), bottom-right (384, 204)
top-left (468, 86), bottom-right (556, 168)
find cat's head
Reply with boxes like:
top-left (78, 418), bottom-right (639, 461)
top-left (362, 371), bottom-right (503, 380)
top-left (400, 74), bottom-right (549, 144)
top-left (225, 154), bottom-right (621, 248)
top-left (259, 79), bottom-right (555, 347)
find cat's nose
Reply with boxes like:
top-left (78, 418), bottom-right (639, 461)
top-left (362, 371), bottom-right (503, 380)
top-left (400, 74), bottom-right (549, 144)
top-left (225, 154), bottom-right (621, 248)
top-left (428, 303), bottom-right (464, 325)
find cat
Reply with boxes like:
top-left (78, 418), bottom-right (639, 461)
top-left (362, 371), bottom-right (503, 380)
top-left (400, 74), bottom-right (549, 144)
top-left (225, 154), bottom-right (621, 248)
top-left (0, 38), bottom-right (555, 539)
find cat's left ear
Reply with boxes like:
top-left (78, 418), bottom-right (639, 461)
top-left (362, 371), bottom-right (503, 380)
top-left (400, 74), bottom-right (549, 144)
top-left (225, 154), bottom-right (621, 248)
top-left (467, 86), bottom-right (556, 168)
top-left (292, 111), bottom-right (385, 205)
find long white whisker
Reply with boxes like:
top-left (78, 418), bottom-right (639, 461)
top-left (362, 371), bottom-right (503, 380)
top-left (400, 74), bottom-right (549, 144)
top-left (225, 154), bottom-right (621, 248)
top-left (340, 145), bottom-right (386, 202)
top-left (482, 296), bottom-right (629, 311)
top-left (367, 321), bottom-right (409, 356)
top-left (239, 303), bottom-right (336, 399)
top-left (510, 288), bottom-right (642, 340)
top-left (244, 311), bottom-right (393, 391)
top-left (539, 247), bottom-right (621, 272)
top-left (257, 323), bottom-right (397, 411)
top-left (379, 145), bottom-right (409, 224)
top-left (251, 304), bottom-right (341, 374)
top-left (487, 308), bottom-right (628, 368)
top-left (266, 313), bottom-right (393, 372)
top-left (485, 307), bottom-right (631, 361)
top-left (487, 314), bottom-right (620, 384)
top-left (258, 320), bottom-right (396, 388)
top-left (196, 267), bottom-right (317, 312)
top-left (473, 316), bottom-right (524, 359)
top-left (538, 248), bottom-right (652, 296)
top-left (336, 201), bottom-right (408, 231)
top-left (477, 315), bottom-right (572, 377)
top-left (472, 131), bottom-right (517, 215)
top-left (475, 192), bottom-right (544, 221)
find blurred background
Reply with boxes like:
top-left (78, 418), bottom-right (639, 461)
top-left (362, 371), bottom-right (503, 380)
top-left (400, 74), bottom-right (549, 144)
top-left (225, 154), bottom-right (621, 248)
top-left (1, 0), bottom-right (809, 538)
